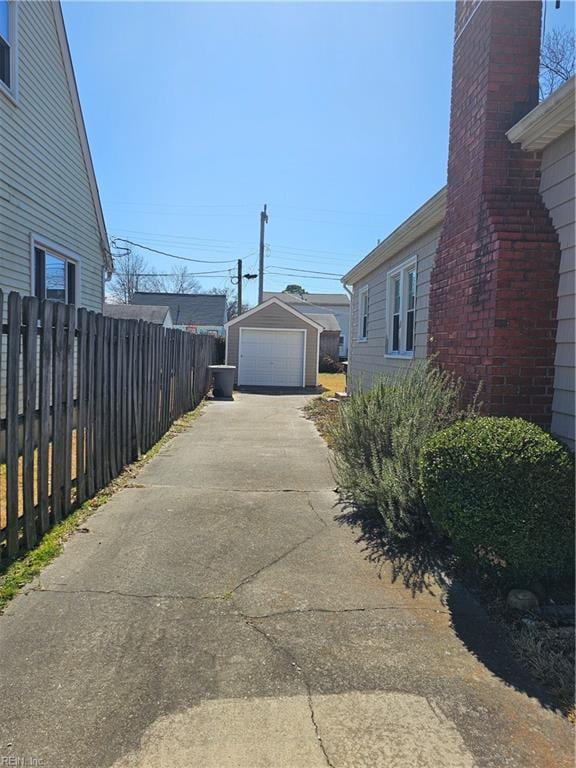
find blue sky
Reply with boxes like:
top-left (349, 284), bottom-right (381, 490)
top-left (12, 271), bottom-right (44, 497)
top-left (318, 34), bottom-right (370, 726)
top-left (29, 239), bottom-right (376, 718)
top-left (62, 1), bottom-right (574, 305)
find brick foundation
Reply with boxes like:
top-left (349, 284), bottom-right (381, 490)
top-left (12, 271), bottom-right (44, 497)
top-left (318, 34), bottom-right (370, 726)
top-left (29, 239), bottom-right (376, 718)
top-left (427, 0), bottom-right (561, 427)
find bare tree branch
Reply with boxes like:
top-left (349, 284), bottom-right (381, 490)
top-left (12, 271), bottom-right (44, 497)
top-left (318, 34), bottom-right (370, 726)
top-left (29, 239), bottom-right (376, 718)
top-left (106, 251), bottom-right (148, 304)
top-left (540, 27), bottom-right (575, 99)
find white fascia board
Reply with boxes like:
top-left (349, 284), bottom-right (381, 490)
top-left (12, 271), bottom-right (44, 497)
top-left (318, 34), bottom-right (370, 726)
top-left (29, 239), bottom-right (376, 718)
top-left (225, 297), bottom-right (325, 332)
top-left (507, 77), bottom-right (576, 151)
top-left (342, 187), bottom-right (447, 286)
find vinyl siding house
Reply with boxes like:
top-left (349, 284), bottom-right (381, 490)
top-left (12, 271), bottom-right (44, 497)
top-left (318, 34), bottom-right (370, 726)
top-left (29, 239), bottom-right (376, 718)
top-left (263, 291), bottom-right (350, 358)
top-left (507, 80), bottom-right (576, 448)
top-left (0, 0), bottom-right (111, 312)
top-left (343, 3), bottom-right (574, 449)
top-left (343, 189), bottom-right (445, 387)
top-left (131, 292), bottom-right (227, 336)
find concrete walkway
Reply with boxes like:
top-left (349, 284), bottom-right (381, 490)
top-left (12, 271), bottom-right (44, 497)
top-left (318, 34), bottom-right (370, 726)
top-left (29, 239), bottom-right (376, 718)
top-left (0, 394), bottom-right (572, 768)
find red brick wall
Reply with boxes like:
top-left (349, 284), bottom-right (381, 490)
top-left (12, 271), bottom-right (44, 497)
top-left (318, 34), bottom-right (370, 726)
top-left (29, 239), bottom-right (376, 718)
top-left (428, 0), bottom-right (561, 427)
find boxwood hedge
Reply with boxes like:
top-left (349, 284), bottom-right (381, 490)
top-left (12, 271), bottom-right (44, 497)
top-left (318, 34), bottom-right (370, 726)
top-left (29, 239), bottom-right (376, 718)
top-left (419, 417), bottom-right (575, 585)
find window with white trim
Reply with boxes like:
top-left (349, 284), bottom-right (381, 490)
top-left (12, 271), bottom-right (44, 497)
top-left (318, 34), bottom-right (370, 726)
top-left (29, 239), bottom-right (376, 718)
top-left (387, 258), bottom-right (417, 355)
top-left (34, 245), bottom-right (78, 305)
top-left (358, 287), bottom-right (369, 340)
top-left (0, 0), bottom-right (15, 92)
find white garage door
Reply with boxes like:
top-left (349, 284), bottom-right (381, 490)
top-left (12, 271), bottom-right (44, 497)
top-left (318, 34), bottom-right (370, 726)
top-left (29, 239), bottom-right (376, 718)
top-left (238, 328), bottom-right (305, 387)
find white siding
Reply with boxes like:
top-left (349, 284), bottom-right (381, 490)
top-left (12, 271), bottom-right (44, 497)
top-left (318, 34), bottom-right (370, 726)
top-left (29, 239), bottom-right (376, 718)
top-left (0, 1), bottom-right (105, 312)
top-left (348, 225), bottom-right (441, 390)
top-left (540, 128), bottom-right (575, 448)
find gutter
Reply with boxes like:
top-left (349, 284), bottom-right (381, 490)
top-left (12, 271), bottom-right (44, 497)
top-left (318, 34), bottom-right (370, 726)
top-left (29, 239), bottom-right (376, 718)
top-left (342, 186), bottom-right (447, 286)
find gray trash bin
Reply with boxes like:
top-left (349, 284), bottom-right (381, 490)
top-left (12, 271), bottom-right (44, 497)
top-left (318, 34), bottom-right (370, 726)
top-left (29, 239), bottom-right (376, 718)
top-left (209, 365), bottom-right (236, 399)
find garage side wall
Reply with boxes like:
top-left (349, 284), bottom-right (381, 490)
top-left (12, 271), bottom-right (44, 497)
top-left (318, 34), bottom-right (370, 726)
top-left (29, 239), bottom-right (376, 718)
top-left (227, 303), bottom-right (319, 387)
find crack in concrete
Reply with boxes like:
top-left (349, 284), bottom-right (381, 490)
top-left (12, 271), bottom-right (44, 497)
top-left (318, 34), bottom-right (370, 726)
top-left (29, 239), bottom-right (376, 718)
top-left (242, 605), bottom-right (449, 620)
top-left (228, 530), bottom-right (322, 596)
top-left (243, 616), bottom-right (336, 768)
top-left (306, 494), bottom-right (329, 528)
top-left (27, 585), bottom-right (230, 603)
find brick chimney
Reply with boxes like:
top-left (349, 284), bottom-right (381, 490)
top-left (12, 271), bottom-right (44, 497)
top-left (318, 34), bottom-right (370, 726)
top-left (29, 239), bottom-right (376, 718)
top-left (427, 0), bottom-right (561, 427)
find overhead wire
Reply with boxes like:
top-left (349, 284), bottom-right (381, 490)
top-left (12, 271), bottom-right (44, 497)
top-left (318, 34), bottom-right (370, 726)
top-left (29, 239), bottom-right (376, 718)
top-left (267, 265), bottom-right (342, 277)
top-left (111, 238), bottom-right (239, 265)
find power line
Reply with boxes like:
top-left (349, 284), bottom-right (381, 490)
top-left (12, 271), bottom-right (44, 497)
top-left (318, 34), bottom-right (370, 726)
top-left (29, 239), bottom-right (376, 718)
top-left (265, 271), bottom-right (342, 282)
top-left (106, 200), bottom-right (387, 219)
top-left (110, 228), bottom-right (240, 246)
top-left (267, 265), bottom-right (342, 277)
top-left (111, 238), bottom-right (238, 265)
top-left (110, 229), bottom-right (360, 260)
top-left (135, 269), bottom-right (233, 277)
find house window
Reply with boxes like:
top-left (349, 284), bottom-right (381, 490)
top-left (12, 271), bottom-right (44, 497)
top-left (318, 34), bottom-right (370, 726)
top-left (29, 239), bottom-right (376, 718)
top-left (358, 287), bottom-right (369, 340)
top-left (34, 246), bottom-right (77, 305)
top-left (387, 258), bottom-right (417, 356)
top-left (0, 0), bottom-right (14, 92)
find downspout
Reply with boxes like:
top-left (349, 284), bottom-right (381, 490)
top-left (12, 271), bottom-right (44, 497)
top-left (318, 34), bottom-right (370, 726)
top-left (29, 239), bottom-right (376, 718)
top-left (342, 282), bottom-right (353, 390)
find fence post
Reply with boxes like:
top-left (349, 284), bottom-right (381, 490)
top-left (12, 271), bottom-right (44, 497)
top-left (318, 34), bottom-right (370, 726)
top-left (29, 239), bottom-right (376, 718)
top-left (22, 296), bottom-right (39, 549)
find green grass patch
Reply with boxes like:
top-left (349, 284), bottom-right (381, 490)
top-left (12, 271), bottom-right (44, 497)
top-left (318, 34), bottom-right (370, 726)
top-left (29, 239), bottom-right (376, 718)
top-left (0, 404), bottom-right (205, 613)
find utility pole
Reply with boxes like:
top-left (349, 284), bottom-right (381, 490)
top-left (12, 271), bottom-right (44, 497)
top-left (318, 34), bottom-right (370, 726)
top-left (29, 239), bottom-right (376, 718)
top-left (237, 258), bottom-right (243, 316)
top-left (258, 204), bottom-right (268, 304)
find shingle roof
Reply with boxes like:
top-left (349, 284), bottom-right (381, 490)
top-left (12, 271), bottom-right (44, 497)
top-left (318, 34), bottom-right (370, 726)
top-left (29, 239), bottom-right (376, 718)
top-left (305, 293), bottom-right (350, 306)
top-left (304, 312), bottom-right (341, 332)
top-left (131, 293), bottom-right (226, 326)
top-left (103, 303), bottom-right (171, 325)
top-left (289, 303), bottom-right (341, 331)
top-left (262, 291), bottom-right (349, 307)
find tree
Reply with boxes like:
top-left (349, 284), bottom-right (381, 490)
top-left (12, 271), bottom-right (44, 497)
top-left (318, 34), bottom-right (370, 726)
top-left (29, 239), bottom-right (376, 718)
top-left (540, 27), bottom-right (575, 99)
top-left (284, 284), bottom-right (307, 296)
top-left (207, 286), bottom-right (249, 320)
top-left (145, 265), bottom-right (201, 294)
top-left (107, 253), bottom-right (203, 303)
top-left (107, 250), bottom-right (148, 304)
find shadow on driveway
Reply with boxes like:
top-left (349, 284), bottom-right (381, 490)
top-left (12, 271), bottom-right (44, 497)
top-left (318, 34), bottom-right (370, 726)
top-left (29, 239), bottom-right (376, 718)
top-left (335, 501), bottom-right (559, 713)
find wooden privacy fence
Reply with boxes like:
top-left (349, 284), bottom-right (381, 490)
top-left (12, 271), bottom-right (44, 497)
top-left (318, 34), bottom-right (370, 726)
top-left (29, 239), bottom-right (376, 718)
top-left (0, 290), bottom-right (215, 560)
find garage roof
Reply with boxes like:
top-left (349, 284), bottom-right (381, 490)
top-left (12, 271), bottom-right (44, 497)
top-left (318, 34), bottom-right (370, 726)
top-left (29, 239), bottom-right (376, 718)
top-left (225, 297), bottom-right (324, 331)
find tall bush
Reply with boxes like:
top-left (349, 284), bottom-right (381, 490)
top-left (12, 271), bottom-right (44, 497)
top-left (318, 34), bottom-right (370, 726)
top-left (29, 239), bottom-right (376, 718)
top-left (419, 417), bottom-right (575, 585)
top-left (327, 361), bottom-right (477, 540)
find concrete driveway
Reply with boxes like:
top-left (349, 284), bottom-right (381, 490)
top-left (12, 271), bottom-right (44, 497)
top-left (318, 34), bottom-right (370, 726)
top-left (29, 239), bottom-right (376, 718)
top-left (0, 394), bottom-right (572, 767)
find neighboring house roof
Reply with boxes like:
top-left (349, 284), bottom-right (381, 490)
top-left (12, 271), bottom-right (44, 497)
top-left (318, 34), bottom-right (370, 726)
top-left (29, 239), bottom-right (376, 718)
top-left (342, 187), bottom-right (447, 285)
top-left (304, 293), bottom-right (350, 306)
top-left (103, 304), bottom-right (172, 325)
top-left (262, 291), bottom-right (349, 307)
top-left (506, 76), bottom-right (576, 150)
top-left (305, 313), bottom-right (341, 332)
top-left (225, 297), bottom-right (325, 331)
top-left (287, 303), bottom-right (341, 331)
top-left (131, 292), bottom-right (226, 326)
top-left (52, 2), bottom-right (112, 273)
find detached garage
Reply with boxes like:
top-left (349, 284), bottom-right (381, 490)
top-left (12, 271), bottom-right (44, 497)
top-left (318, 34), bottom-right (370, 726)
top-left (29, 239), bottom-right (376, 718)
top-left (225, 297), bottom-right (323, 389)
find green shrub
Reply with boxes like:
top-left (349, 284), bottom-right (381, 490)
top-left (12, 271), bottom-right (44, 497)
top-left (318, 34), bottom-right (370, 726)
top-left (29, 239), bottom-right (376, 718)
top-left (327, 361), bottom-right (477, 540)
top-left (419, 417), bottom-right (575, 585)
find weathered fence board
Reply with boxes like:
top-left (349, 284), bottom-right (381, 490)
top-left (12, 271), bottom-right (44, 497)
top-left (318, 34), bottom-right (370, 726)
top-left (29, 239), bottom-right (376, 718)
top-left (0, 290), bottom-right (216, 560)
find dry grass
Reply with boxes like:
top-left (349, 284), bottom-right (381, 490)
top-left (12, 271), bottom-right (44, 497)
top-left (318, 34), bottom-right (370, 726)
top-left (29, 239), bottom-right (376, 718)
top-left (318, 372), bottom-right (346, 397)
top-left (304, 396), bottom-right (340, 445)
top-left (0, 433), bottom-right (77, 530)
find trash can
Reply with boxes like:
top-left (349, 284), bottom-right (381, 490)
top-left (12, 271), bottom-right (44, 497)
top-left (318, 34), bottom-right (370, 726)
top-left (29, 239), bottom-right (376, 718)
top-left (209, 365), bottom-right (236, 399)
